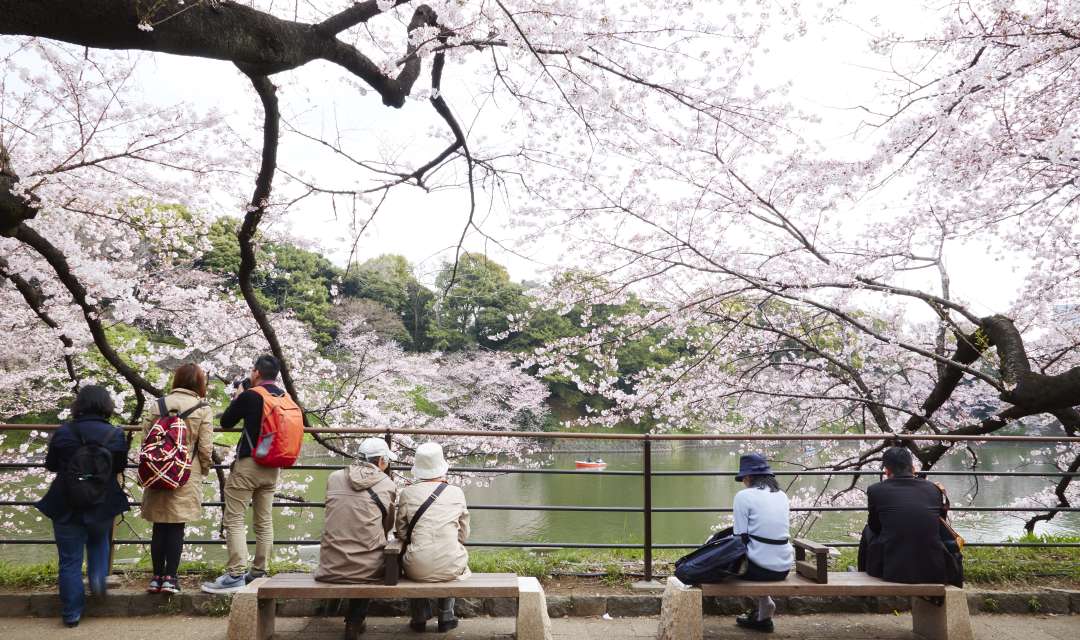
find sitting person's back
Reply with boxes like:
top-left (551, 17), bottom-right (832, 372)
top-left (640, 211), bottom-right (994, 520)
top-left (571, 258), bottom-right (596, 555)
top-left (315, 443), bottom-right (397, 583)
top-left (860, 447), bottom-right (948, 583)
top-left (314, 438), bottom-right (398, 640)
top-left (394, 442), bottom-right (469, 633)
top-left (395, 470), bottom-right (471, 581)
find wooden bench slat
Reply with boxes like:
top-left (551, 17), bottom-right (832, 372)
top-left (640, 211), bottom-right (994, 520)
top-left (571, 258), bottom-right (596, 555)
top-left (258, 573), bottom-right (520, 599)
top-left (700, 572), bottom-right (946, 597)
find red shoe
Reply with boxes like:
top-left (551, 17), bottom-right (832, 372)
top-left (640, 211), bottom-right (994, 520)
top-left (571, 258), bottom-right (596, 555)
top-left (147, 576), bottom-right (162, 594)
top-left (160, 576), bottom-right (181, 595)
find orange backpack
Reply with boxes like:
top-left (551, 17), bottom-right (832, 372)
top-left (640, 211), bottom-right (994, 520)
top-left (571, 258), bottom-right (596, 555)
top-left (243, 386), bottom-right (304, 468)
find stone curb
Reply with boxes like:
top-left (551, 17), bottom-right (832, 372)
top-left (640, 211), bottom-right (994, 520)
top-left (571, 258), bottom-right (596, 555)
top-left (1, 588), bottom-right (1077, 618)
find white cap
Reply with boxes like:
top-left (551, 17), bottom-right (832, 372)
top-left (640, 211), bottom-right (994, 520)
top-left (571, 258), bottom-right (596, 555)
top-left (411, 442), bottom-right (450, 480)
top-left (358, 437), bottom-right (396, 461)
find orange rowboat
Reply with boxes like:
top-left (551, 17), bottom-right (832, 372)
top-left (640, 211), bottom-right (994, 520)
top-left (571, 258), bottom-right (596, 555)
top-left (575, 460), bottom-right (607, 469)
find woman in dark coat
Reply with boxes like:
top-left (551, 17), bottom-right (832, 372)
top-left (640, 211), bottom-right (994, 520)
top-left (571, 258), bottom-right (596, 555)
top-left (34, 385), bottom-right (130, 628)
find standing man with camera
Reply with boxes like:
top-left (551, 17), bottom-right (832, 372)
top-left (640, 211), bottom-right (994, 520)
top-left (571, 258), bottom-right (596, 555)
top-left (202, 354), bottom-right (303, 594)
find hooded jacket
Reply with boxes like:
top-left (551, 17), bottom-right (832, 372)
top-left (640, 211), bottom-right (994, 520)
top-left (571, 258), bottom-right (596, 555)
top-left (394, 481), bottom-right (471, 582)
top-left (314, 461), bottom-right (398, 583)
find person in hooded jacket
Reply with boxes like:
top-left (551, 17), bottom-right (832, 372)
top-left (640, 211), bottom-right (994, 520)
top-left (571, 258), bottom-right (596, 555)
top-left (35, 385), bottom-right (130, 628)
top-left (139, 363), bottom-right (214, 595)
top-left (315, 438), bottom-right (398, 639)
top-left (394, 442), bottom-right (470, 633)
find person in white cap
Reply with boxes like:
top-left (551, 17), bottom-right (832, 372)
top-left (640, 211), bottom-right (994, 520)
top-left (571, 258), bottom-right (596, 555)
top-left (394, 441), bottom-right (471, 633)
top-left (314, 438), bottom-right (398, 639)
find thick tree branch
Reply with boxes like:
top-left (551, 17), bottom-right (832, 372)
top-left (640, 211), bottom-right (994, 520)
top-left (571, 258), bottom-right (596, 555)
top-left (234, 68), bottom-right (357, 459)
top-left (11, 223), bottom-right (162, 396)
top-left (0, 255), bottom-right (78, 386)
top-left (0, 0), bottom-right (433, 107)
top-left (316, 0), bottom-right (412, 37)
top-left (426, 22), bottom-right (476, 293)
top-left (0, 143), bottom-right (39, 237)
top-left (900, 326), bottom-right (988, 432)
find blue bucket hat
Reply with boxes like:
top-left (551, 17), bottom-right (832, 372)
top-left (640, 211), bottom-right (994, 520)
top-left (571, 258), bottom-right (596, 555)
top-left (734, 453), bottom-right (774, 481)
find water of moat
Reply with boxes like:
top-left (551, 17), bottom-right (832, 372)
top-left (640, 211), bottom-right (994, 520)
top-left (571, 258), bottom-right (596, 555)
top-left (2, 441), bottom-right (1076, 564)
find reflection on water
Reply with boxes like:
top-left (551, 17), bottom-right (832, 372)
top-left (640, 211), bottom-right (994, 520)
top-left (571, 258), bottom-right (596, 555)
top-left (2, 441), bottom-right (1077, 564)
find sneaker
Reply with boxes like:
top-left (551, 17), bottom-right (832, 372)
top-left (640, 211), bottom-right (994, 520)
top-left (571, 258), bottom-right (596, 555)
top-left (63, 619), bottom-right (79, 628)
top-left (735, 610), bottom-right (775, 633)
top-left (147, 575), bottom-right (162, 594)
top-left (200, 572), bottom-right (246, 594)
top-left (160, 576), bottom-right (181, 595)
top-left (437, 618), bottom-right (459, 633)
top-left (244, 568), bottom-right (267, 584)
top-left (408, 620), bottom-right (427, 632)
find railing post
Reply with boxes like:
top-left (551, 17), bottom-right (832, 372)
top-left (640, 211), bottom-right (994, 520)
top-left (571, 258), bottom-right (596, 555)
top-left (643, 433), bottom-right (653, 582)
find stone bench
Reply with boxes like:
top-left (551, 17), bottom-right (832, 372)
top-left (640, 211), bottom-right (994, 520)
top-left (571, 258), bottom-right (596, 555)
top-left (227, 572), bottom-right (552, 640)
top-left (658, 572), bottom-right (973, 640)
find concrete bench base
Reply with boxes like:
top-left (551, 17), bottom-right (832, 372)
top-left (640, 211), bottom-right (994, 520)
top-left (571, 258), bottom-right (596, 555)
top-left (658, 574), bottom-right (973, 640)
top-left (226, 574), bottom-right (552, 640)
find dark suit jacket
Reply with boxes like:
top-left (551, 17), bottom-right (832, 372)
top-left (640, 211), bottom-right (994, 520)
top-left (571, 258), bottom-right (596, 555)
top-left (35, 415), bottom-right (131, 525)
top-left (859, 475), bottom-right (948, 583)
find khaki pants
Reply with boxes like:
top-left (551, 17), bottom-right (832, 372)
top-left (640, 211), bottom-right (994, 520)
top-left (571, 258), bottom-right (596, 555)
top-left (223, 456), bottom-right (279, 576)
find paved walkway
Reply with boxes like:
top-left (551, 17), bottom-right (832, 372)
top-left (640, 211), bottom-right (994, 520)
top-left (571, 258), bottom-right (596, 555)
top-left (3, 614), bottom-right (1077, 639)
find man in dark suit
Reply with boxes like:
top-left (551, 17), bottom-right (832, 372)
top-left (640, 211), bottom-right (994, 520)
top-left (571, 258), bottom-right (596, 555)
top-left (859, 447), bottom-right (952, 583)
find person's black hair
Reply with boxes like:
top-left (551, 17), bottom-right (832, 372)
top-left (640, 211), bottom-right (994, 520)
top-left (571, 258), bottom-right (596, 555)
top-left (70, 385), bottom-right (115, 420)
top-left (747, 474), bottom-right (781, 492)
top-left (882, 446), bottom-right (915, 476)
top-left (254, 354), bottom-right (280, 381)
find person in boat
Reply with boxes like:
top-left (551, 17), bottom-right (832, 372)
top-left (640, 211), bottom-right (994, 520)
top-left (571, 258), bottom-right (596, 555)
top-left (732, 453), bottom-right (794, 633)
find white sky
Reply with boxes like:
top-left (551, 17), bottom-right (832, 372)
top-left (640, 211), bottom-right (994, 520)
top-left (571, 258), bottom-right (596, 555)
top-left (128, 2), bottom-right (1025, 317)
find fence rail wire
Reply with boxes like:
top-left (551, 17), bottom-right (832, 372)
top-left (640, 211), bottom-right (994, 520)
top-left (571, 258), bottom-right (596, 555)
top-left (2, 425), bottom-right (1077, 580)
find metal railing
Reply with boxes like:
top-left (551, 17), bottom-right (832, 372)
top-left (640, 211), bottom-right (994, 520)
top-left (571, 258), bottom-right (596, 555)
top-left (1, 424), bottom-right (1078, 581)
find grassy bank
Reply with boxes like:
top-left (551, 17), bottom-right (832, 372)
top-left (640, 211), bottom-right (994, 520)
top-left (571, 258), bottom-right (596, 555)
top-left (2, 535), bottom-right (1076, 590)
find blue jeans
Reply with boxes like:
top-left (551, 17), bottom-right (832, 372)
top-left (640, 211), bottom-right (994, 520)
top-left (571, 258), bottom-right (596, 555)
top-left (53, 519), bottom-right (112, 623)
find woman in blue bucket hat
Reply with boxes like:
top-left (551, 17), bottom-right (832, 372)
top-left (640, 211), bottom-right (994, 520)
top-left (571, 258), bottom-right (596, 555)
top-left (732, 453), bottom-right (794, 633)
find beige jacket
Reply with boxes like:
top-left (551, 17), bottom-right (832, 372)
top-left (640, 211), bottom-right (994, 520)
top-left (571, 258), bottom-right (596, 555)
top-left (315, 462), bottom-right (398, 583)
top-left (394, 481), bottom-right (471, 582)
top-left (138, 389), bottom-right (214, 523)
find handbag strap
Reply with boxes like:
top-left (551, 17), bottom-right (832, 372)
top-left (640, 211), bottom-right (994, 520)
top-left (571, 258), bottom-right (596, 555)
top-left (404, 482), bottom-right (448, 544)
top-left (742, 533), bottom-right (790, 545)
top-left (367, 488), bottom-right (388, 520)
top-left (179, 402), bottom-right (207, 419)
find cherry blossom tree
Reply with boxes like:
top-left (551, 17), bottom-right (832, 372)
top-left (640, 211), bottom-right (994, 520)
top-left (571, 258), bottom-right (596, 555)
top-left (522, 0), bottom-right (1079, 531)
top-left (0, 0), bottom-right (1076, 542)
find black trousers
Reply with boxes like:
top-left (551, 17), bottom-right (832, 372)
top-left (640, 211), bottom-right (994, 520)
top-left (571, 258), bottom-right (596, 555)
top-left (346, 599), bottom-right (369, 624)
top-left (409, 598), bottom-right (456, 622)
top-left (739, 559), bottom-right (789, 582)
top-left (150, 523), bottom-right (185, 577)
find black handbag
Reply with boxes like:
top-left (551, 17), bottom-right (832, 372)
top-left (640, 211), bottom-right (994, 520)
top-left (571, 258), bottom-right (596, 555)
top-left (674, 526), bottom-right (789, 585)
